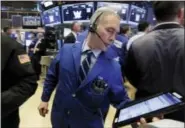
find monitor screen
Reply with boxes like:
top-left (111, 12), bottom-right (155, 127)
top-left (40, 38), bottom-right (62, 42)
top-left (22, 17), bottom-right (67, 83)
top-left (97, 2), bottom-right (129, 24)
top-left (61, 2), bottom-right (94, 23)
top-left (42, 1), bottom-right (54, 8)
top-left (42, 6), bottom-right (61, 26)
top-left (23, 16), bottom-right (41, 26)
top-left (128, 5), bottom-right (146, 25)
top-left (118, 92), bottom-right (182, 123)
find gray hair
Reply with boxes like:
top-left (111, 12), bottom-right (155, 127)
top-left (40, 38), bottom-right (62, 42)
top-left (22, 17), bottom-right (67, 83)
top-left (90, 7), bottom-right (120, 25)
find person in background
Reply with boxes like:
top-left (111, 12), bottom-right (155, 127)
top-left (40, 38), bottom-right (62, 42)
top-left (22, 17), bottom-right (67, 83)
top-left (80, 23), bottom-right (87, 32)
top-left (3, 27), bottom-right (12, 36)
top-left (116, 24), bottom-right (132, 64)
top-left (1, 33), bottom-right (38, 128)
top-left (15, 30), bottom-right (24, 45)
top-left (124, 1), bottom-right (184, 121)
top-left (117, 24), bottom-right (131, 45)
top-left (28, 32), bottom-right (37, 57)
top-left (64, 21), bottom-right (82, 44)
top-left (126, 21), bottom-right (149, 50)
top-left (31, 33), bottom-right (46, 80)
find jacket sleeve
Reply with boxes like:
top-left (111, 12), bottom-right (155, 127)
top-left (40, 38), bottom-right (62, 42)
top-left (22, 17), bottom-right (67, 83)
top-left (108, 63), bottom-right (131, 109)
top-left (41, 53), bottom-right (60, 102)
top-left (2, 39), bottom-right (38, 117)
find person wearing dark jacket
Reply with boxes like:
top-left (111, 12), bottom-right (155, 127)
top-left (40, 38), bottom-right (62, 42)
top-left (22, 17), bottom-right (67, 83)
top-left (124, 1), bottom-right (184, 121)
top-left (31, 33), bottom-right (46, 80)
top-left (1, 33), bottom-right (38, 128)
top-left (64, 22), bottom-right (81, 44)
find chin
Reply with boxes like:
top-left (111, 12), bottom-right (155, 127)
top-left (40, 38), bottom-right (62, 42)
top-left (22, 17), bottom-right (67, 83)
top-left (102, 47), bottom-right (108, 52)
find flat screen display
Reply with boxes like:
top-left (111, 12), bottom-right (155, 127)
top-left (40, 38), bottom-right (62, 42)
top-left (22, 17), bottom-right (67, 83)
top-left (23, 16), bottom-right (41, 26)
top-left (42, 6), bottom-right (61, 26)
top-left (128, 5), bottom-right (146, 25)
top-left (61, 2), bottom-right (94, 23)
top-left (97, 2), bottom-right (129, 23)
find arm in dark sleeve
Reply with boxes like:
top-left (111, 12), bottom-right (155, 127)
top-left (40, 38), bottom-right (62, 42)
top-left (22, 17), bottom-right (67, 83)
top-left (41, 53), bottom-right (60, 102)
top-left (124, 45), bottom-right (141, 87)
top-left (38, 39), bottom-right (46, 55)
top-left (108, 64), bottom-right (131, 109)
top-left (2, 43), bottom-right (38, 117)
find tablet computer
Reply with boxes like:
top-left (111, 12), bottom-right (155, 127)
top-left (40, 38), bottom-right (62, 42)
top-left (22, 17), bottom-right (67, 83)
top-left (113, 91), bottom-right (185, 127)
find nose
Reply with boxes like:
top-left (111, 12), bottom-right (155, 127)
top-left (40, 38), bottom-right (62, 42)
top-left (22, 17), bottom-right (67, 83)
top-left (109, 34), bottom-right (116, 43)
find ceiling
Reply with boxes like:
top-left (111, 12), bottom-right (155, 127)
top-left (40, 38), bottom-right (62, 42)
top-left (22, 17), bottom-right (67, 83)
top-left (1, 1), bottom-right (37, 9)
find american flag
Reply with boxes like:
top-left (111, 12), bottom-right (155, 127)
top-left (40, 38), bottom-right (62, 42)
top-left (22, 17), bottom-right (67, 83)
top-left (18, 54), bottom-right (30, 64)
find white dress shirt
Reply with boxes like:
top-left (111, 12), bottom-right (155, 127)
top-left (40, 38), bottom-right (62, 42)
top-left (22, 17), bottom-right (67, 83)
top-left (81, 41), bottom-right (101, 70)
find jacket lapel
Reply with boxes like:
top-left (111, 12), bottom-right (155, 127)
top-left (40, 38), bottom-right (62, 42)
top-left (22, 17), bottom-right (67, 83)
top-left (77, 53), bottom-right (107, 90)
top-left (72, 43), bottom-right (83, 75)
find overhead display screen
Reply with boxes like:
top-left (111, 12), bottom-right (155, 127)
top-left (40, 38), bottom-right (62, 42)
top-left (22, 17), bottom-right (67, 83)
top-left (42, 6), bottom-right (61, 26)
top-left (23, 16), bottom-right (41, 26)
top-left (128, 5), bottom-right (146, 25)
top-left (97, 2), bottom-right (129, 23)
top-left (61, 2), bottom-right (94, 23)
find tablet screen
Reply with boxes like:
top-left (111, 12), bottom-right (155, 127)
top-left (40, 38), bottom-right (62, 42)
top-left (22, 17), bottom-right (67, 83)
top-left (118, 93), bottom-right (182, 122)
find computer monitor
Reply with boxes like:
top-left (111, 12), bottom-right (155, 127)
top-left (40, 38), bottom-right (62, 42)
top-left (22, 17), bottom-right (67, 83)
top-left (42, 6), bottom-right (62, 26)
top-left (22, 16), bottom-right (41, 27)
top-left (128, 5), bottom-right (147, 26)
top-left (61, 2), bottom-right (94, 23)
top-left (97, 2), bottom-right (129, 24)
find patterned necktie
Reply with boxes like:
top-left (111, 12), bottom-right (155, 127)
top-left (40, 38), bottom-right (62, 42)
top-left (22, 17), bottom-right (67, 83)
top-left (79, 50), bottom-right (93, 83)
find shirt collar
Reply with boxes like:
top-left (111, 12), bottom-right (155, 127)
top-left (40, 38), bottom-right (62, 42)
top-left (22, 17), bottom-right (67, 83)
top-left (82, 40), bottom-right (101, 58)
top-left (154, 22), bottom-right (180, 29)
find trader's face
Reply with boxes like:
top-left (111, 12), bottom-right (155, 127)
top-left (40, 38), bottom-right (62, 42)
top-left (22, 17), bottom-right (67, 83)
top-left (74, 23), bottom-right (82, 32)
top-left (95, 14), bottom-right (120, 51)
top-left (7, 29), bottom-right (12, 35)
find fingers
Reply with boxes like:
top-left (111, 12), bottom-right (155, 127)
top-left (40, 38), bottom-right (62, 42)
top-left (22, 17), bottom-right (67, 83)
top-left (38, 107), bottom-right (48, 117)
top-left (152, 117), bottom-right (160, 122)
top-left (137, 118), bottom-right (145, 126)
top-left (140, 117), bottom-right (147, 124)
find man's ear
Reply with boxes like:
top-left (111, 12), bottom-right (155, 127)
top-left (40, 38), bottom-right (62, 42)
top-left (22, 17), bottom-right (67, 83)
top-left (177, 8), bottom-right (184, 24)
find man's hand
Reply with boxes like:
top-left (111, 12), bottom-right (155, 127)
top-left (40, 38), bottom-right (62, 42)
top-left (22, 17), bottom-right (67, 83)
top-left (38, 101), bottom-right (49, 117)
top-left (137, 114), bottom-right (164, 126)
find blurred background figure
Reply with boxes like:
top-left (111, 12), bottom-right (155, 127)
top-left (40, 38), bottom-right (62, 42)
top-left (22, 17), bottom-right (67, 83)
top-left (3, 27), bottom-right (12, 37)
top-left (28, 32), bottom-right (37, 57)
top-left (64, 21), bottom-right (82, 43)
top-left (31, 33), bottom-right (46, 80)
top-left (15, 30), bottom-right (24, 45)
top-left (127, 21), bottom-right (149, 50)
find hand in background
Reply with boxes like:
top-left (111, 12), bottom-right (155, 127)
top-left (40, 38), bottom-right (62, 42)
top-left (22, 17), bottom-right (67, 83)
top-left (38, 101), bottom-right (49, 117)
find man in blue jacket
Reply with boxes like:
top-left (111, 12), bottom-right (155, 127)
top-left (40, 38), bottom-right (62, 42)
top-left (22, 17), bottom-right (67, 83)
top-left (76, 28), bottom-right (126, 121)
top-left (38, 7), bottom-right (130, 128)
